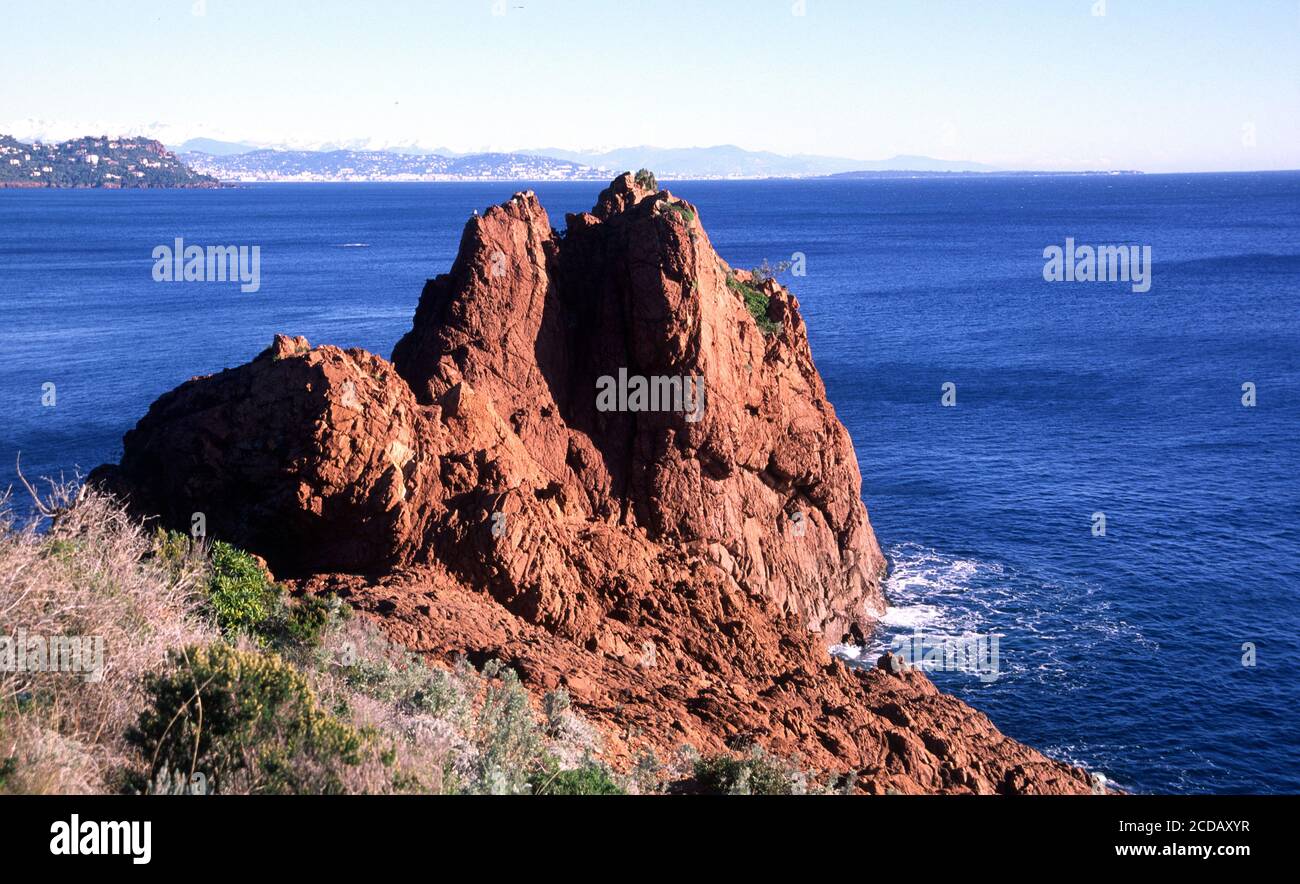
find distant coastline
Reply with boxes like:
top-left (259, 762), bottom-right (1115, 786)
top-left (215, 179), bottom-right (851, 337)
top-left (178, 147), bottom-right (1143, 184)
top-left (17, 133), bottom-right (1281, 188)
top-left (823, 168), bottom-right (1144, 179)
top-left (168, 138), bottom-right (1145, 184)
top-left (0, 135), bottom-right (219, 189)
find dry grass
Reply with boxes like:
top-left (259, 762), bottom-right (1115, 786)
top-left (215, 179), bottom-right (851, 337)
top-left (0, 483), bottom-right (619, 795)
top-left (0, 483), bottom-right (215, 793)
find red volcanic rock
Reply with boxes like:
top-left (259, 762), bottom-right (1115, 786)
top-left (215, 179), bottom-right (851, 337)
top-left (304, 561), bottom-right (1094, 794)
top-left (93, 175), bottom-right (1095, 794)
top-left (90, 334), bottom-right (442, 575)
top-left (392, 174), bottom-right (887, 640)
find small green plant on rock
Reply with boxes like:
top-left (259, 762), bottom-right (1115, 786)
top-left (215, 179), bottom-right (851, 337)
top-left (634, 168), bottom-right (658, 192)
top-left (727, 273), bottom-right (782, 336)
top-left (541, 687), bottom-right (571, 738)
top-left (341, 647), bottom-right (472, 722)
top-left (633, 747), bottom-right (665, 794)
top-left (662, 200), bottom-right (695, 224)
top-left (148, 527), bottom-right (195, 578)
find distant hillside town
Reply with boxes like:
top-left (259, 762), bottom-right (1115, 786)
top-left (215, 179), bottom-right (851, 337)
top-left (181, 148), bottom-right (610, 183)
top-left (176, 141), bottom-right (1010, 182)
top-left (0, 135), bottom-right (219, 188)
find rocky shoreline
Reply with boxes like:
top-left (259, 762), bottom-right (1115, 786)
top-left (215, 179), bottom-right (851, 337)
top-left (90, 173), bottom-right (1097, 793)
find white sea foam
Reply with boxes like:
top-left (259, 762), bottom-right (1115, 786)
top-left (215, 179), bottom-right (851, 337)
top-left (829, 642), bottom-right (865, 661)
top-left (838, 542), bottom-right (1157, 684)
top-left (879, 604), bottom-right (943, 629)
top-left (835, 544), bottom-right (1007, 666)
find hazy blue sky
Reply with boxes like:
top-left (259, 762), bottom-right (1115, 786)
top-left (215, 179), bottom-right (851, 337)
top-left (3, 0), bottom-right (1297, 171)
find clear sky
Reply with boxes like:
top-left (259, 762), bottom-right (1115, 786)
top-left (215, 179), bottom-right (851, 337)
top-left (2, 0), bottom-right (1297, 171)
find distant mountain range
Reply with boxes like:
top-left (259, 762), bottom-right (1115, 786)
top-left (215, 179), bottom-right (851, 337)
top-left (522, 146), bottom-right (1002, 177)
top-left (180, 148), bottom-right (609, 183)
top-left (175, 139), bottom-right (1008, 182)
top-left (174, 137), bottom-right (466, 157)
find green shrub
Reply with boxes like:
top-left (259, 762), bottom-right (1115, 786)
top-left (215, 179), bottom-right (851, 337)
top-left (202, 541), bottom-right (338, 651)
top-left (693, 749), bottom-right (797, 795)
top-left (530, 760), bottom-right (624, 795)
top-left (148, 527), bottom-right (193, 577)
top-left (474, 661), bottom-right (545, 794)
top-left (207, 541), bottom-right (280, 636)
top-left (43, 538), bottom-right (81, 562)
top-left (279, 593), bottom-right (337, 650)
top-left (634, 168), bottom-right (658, 192)
top-left (663, 201), bottom-right (695, 224)
top-left (126, 643), bottom-right (363, 794)
top-left (727, 274), bottom-right (781, 336)
top-left (633, 748), bottom-right (665, 794)
top-left (342, 650), bottom-right (472, 722)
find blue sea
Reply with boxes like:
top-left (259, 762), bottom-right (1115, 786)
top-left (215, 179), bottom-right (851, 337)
top-left (2, 174), bottom-right (1297, 794)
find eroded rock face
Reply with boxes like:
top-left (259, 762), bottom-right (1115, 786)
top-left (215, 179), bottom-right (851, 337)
top-left (92, 175), bottom-right (1094, 793)
top-left (304, 561), bottom-right (1094, 795)
top-left (392, 175), bottom-right (887, 639)
top-left (91, 335), bottom-right (441, 575)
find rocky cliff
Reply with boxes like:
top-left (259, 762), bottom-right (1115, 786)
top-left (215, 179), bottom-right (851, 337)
top-left (92, 174), bottom-right (1095, 793)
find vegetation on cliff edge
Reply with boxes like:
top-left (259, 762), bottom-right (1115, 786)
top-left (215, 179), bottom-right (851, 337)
top-left (0, 486), bottom-right (617, 794)
top-left (0, 485), bottom-right (834, 795)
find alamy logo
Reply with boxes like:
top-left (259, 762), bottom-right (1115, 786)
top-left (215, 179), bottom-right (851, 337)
top-left (596, 369), bottom-right (705, 423)
top-left (1042, 237), bottom-right (1152, 293)
top-left (49, 815), bottom-right (151, 865)
top-left (1, 629), bottom-right (104, 682)
top-left (152, 238), bottom-right (261, 293)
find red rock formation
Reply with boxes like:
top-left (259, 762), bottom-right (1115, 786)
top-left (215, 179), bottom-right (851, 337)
top-left (391, 175), bottom-right (886, 640)
top-left (92, 334), bottom-right (440, 575)
top-left (92, 174), bottom-right (1095, 793)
